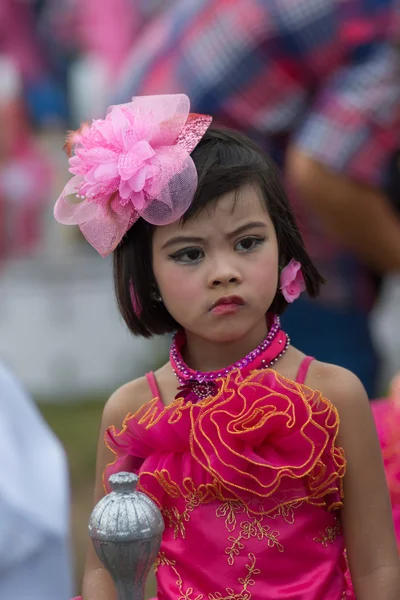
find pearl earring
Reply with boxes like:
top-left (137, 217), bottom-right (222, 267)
top-left (151, 289), bottom-right (162, 303)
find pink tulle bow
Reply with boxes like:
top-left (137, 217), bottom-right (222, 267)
top-left (54, 94), bottom-right (212, 256)
top-left (280, 259), bottom-right (306, 303)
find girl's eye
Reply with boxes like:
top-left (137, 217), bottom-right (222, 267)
top-left (170, 247), bottom-right (204, 264)
top-left (235, 236), bottom-right (265, 252)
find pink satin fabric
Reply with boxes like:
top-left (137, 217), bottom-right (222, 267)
top-left (103, 369), bottom-right (352, 599)
top-left (72, 378), bottom-right (400, 600)
top-left (371, 397), bottom-right (400, 545)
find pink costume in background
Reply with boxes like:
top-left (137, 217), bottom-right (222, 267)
top-left (73, 0), bottom-right (138, 77)
top-left (0, 2), bottom-right (52, 260)
top-left (0, 75), bottom-right (51, 260)
top-left (102, 360), bottom-right (353, 599)
top-left (0, 0), bottom-right (46, 85)
top-left (371, 375), bottom-right (400, 548)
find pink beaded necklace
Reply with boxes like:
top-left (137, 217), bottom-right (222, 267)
top-left (170, 314), bottom-right (290, 402)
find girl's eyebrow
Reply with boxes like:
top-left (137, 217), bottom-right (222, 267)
top-left (161, 235), bottom-right (205, 250)
top-left (227, 221), bottom-right (267, 237)
top-left (161, 221), bottom-right (267, 250)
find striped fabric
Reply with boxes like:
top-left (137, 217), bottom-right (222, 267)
top-left (115, 0), bottom-right (400, 310)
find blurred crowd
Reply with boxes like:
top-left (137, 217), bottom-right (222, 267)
top-left (1, 1), bottom-right (400, 597)
top-left (0, 0), bottom-right (163, 261)
top-left (1, 0), bottom-right (400, 395)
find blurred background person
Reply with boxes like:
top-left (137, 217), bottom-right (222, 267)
top-left (0, 0), bottom-right (70, 128)
top-left (0, 360), bottom-right (73, 600)
top-left (46, 0), bottom-right (139, 125)
top-left (0, 55), bottom-right (52, 260)
top-left (113, 0), bottom-right (400, 398)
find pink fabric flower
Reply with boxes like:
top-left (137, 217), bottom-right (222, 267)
top-left (104, 368), bottom-right (346, 514)
top-left (67, 108), bottom-right (159, 209)
top-left (176, 379), bottom-right (218, 403)
top-left (280, 259), bottom-right (306, 303)
top-left (54, 95), bottom-right (212, 257)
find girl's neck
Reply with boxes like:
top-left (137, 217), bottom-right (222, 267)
top-left (182, 317), bottom-right (269, 373)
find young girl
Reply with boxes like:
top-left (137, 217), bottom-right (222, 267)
top-left (55, 94), bottom-right (400, 599)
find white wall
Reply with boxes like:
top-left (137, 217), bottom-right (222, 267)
top-left (0, 255), bottom-right (169, 400)
top-left (371, 275), bottom-right (400, 388)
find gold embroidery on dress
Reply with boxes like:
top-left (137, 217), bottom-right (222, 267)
top-left (154, 551), bottom-right (175, 573)
top-left (147, 471), bottom-right (221, 502)
top-left (267, 499), bottom-right (303, 525)
top-left (104, 368), bottom-right (346, 509)
top-left (154, 552), bottom-right (204, 600)
top-left (313, 519), bottom-right (341, 547)
top-left (226, 517), bottom-right (284, 566)
top-left (208, 553), bottom-right (260, 600)
top-left (162, 505), bottom-right (188, 539)
top-left (216, 500), bottom-right (247, 532)
top-left (156, 551), bottom-right (260, 600)
top-left (215, 499), bottom-right (303, 569)
top-left (161, 477), bottom-right (219, 539)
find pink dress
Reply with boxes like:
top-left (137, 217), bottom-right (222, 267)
top-left (371, 397), bottom-right (400, 547)
top-left (73, 366), bottom-right (400, 600)
top-left (102, 359), bottom-right (353, 599)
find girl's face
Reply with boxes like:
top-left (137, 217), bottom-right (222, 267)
top-left (152, 184), bottom-right (279, 344)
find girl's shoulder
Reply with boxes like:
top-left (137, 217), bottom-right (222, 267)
top-left (298, 358), bottom-right (372, 452)
top-left (277, 346), bottom-right (368, 416)
top-left (101, 371), bottom-right (161, 432)
top-left (306, 359), bottom-right (368, 408)
top-left (101, 361), bottom-right (178, 430)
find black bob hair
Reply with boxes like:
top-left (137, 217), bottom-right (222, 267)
top-left (114, 127), bottom-right (325, 338)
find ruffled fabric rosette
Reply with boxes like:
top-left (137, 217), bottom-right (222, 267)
top-left (54, 94), bottom-right (212, 256)
top-left (104, 369), bottom-right (346, 516)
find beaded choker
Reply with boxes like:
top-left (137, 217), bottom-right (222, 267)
top-left (170, 315), bottom-right (290, 401)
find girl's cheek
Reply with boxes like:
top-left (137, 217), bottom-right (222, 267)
top-left (159, 265), bottom-right (199, 298)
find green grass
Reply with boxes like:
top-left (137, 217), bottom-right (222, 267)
top-left (39, 398), bottom-right (105, 487)
top-left (39, 399), bottom-right (105, 592)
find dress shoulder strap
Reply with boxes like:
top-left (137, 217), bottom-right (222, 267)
top-left (295, 356), bottom-right (314, 385)
top-left (145, 371), bottom-right (161, 399)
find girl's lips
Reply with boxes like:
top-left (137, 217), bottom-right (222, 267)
top-left (211, 303), bottom-right (243, 315)
top-left (210, 296), bottom-right (245, 315)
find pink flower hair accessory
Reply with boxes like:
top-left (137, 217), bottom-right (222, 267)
top-left (54, 94), bottom-right (212, 256)
top-left (280, 259), bottom-right (306, 303)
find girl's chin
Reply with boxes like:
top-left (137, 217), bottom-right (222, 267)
top-left (193, 324), bottom-right (256, 345)
top-left (181, 311), bottom-right (268, 342)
